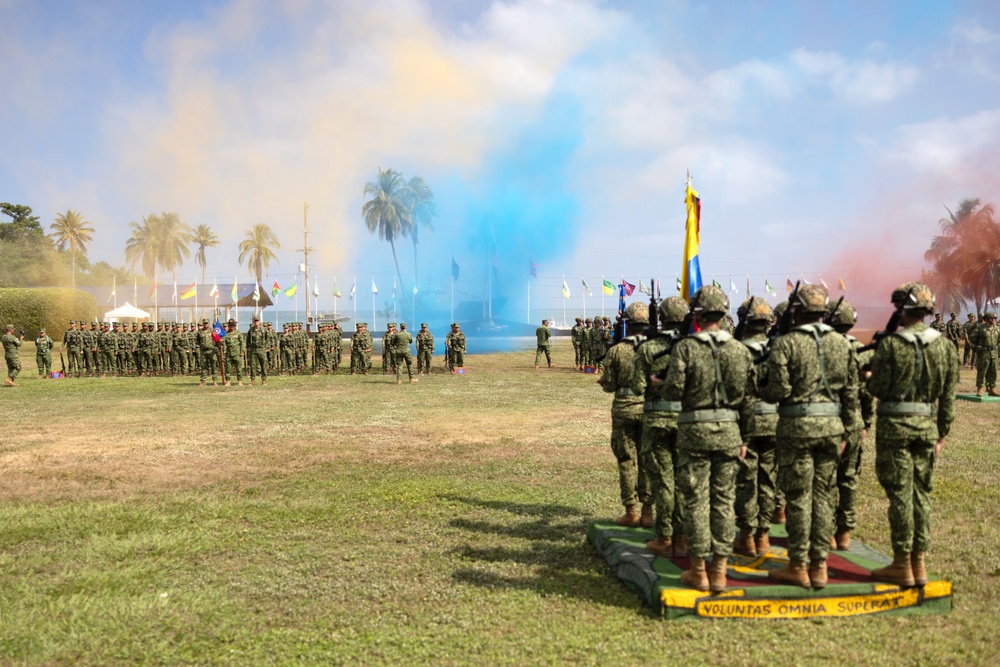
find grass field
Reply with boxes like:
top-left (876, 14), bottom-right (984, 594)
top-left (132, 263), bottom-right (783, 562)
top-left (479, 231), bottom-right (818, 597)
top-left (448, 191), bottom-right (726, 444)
top-left (1, 339), bottom-right (998, 666)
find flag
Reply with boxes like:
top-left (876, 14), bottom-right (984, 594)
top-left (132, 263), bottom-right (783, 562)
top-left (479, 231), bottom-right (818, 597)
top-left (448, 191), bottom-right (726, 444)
top-left (180, 281), bottom-right (197, 300)
top-left (210, 279), bottom-right (219, 299)
top-left (602, 279), bottom-right (615, 295)
top-left (148, 280), bottom-right (157, 300)
top-left (107, 278), bottom-right (116, 303)
top-left (676, 275), bottom-right (682, 293)
top-left (212, 320), bottom-right (226, 343)
top-left (350, 279), bottom-right (356, 300)
top-left (730, 279), bottom-right (739, 294)
top-left (786, 278), bottom-right (795, 293)
top-left (819, 277), bottom-right (830, 290)
top-left (681, 179), bottom-right (703, 301)
top-left (371, 277), bottom-right (378, 294)
top-left (313, 277), bottom-right (319, 297)
top-left (657, 277), bottom-right (662, 299)
top-left (765, 278), bottom-right (776, 297)
top-left (231, 279), bottom-right (238, 302)
top-left (621, 280), bottom-right (635, 297)
top-left (561, 277), bottom-right (571, 299)
top-left (452, 256), bottom-right (460, 280)
top-left (285, 282), bottom-right (297, 298)
top-left (745, 275), bottom-right (751, 296)
top-left (582, 277), bottom-right (592, 296)
top-left (529, 258), bottom-right (538, 278)
top-left (253, 282), bottom-right (260, 302)
top-left (271, 279), bottom-right (280, 297)
top-left (171, 280), bottom-right (177, 304)
top-left (332, 279), bottom-right (342, 298)
top-left (638, 280), bottom-right (652, 296)
top-left (712, 278), bottom-right (722, 289)
top-left (838, 276), bottom-right (847, 291)
top-left (801, 277), bottom-right (812, 285)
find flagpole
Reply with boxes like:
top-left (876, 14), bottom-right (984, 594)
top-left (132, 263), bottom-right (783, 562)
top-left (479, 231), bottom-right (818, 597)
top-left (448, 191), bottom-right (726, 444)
top-left (372, 275), bottom-right (377, 332)
top-left (601, 275), bottom-right (605, 318)
top-left (729, 273), bottom-right (733, 317)
top-left (334, 275), bottom-right (339, 318)
top-left (353, 277), bottom-right (357, 326)
top-left (450, 275), bottom-right (454, 324)
top-left (582, 276), bottom-right (586, 322)
top-left (561, 275), bottom-right (566, 328)
top-left (113, 277), bottom-right (117, 310)
top-left (294, 274), bottom-right (299, 322)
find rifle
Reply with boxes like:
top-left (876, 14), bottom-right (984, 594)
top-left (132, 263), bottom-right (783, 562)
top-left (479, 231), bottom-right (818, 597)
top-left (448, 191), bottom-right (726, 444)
top-left (755, 281), bottom-right (800, 365)
top-left (733, 295), bottom-right (752, 341)
top-left (644, 280), bottom-right (658, 341)
top-left (652, 305), bottom-right (697, 374)
top-left (858, 302), bottom-right (904, 354)
top-left (823, 295), bottom-right (845, 327)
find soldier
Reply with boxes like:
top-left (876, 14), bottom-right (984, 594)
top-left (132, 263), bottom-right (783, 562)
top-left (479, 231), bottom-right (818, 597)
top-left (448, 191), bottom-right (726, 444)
top-left (571, 316), bottom-right (585, 370)
top-left (658, 286), bottom-right (753, 593)
top-left (590, 317), bottom-right (606, 370)
top-left (61, 320), bottom-right (82, 377)
top-left (358, 323), bottom-right (374, 373)
top-left (962, 313), bottom-right (977, 367)
top-left (247, 316), bottom-right (268, 385)
top-left (867, 282), bottom-right (958, 587)
top-left (170, 323), bottom-right (187, 376)
top-left (97, 323), bottom-right (115, 378)
top-left (930, 313), bottom-right (946, 335)
top-left (223, 319), bottom-right (244, 386)
top-left (136, 322), bottom-right (152, 376)
top-left (313, 323), bottom-right (326, 374)
top-left (733, 297), bottom-right (778, 557)
top-left (3, 324), bottom-right (23, 385)
top-left (826, 299), bottom-right (875, 551)
top-left (945, 312), bottom-right (961, 350)
top-left (392, 322), bottom-right (416, 384)
top-left (971, 311), bottom-right (999, 396)
top-left (769, 301), bottom-right (788, 525)
top-left (382, 323), bottom-right (396, 375)
top-left (196, 319), bottom-right (219, 386)
top-left (597, 302), bottom-right (651, 528)
top-left (416, 323), bottom-right (434, 375)
top-left (280, 323), bottom-right (294, 374)
top-left (760, 284), bottom-right (858, 590)
top-left (330, 322), bottom-right (342, 372)
top-left (534, 319), bottom-right (552, 369)
top-left (35, 327), bottom-right (54, 379)
top-left (445, 323), bottom-right (466, 370)
top-left (82, 321), bottom-right (99, 376)
top-left (580, 318), bottom-right (593, 368)
top-left (634, 296), bottom-right (689, 558)
top-left (350, 323), bottom-right (364, 374)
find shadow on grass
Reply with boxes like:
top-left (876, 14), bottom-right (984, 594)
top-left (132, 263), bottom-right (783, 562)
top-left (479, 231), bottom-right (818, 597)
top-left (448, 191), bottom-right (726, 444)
top-left (442, 494), bottom-right (647, 613)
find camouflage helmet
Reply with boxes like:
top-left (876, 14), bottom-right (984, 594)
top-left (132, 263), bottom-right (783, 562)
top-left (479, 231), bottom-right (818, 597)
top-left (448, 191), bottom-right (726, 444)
top-left (624, 301), bottom-right (649, 324)
top-left (585, 317), bottom-right (593, 324)
top-left (791, 284), bottom-right (829, 314)
top-left (891, 282), bottom-right (935, 313)
top-left (658, 296), bottom-right (689, 324)
top-left (736, 296), bottom-right (772, 323)
top-left (985, 311), bottom-right (997, 320)
top-left (690, 285), bottom-right (729, 315)
top-left (575, 317), bottom-right (583, 322)
top-left (826, 298), bottom-right (858, 328)
top-left (773, 301), bottom-right (788, 320)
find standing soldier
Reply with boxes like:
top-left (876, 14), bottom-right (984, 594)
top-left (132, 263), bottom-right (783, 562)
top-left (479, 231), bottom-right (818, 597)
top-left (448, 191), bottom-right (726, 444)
top-left (445, 323), bottom-right (466, 370)
top-left (36, 327), bottom-right (54, 379)
top-left (279, 324), bottom-right (294, 374)
top-left (571, 316), bottom-right (584, 370)
top-left (416, 323), bottom-right (434, 375)
top-left (350, 323), bottom-right (364, 374)
top-left (590, 318), bottom-right (606, 370)
top-left (358, 322), bottom-right (374, 373)
top-left (760, 284), bottom-right (858, 590)
top-left (580, 318), bottom-right (593, 368)
top-left (733, 297), bottom-right (778, 557)
top-left (313, 323), bottom-right (327, 374)
top-left (223, 319), bottom-right (245, 386)
top-left (930, 313), bottom-right (947, 335)
top-left (826, 299), bottom-right (875, 551)
top-left (962, 313), bottom-right (977, 368)
top-left (61, 320), bottom-right (82, 377)
top-left (393, 322), bottom-right (416, 384)
top-left (171, 323), bottom-right (187, 376)
top-left (247, 316), bottom-right (268, 385)
top-left (634, 296), bottom-right (689, 558)
top-left (945, 312), bottom-right (961, 350)
top-left (330, 322), bottom-right (342, 372)
top-left (81, 321), bottom-right (98, 376)
top-left (658, 286), bottom-right (753, 593)
top-left (867, 283), bottom-right (958, 587)
top-left (597, 302), bottom-right (651, 528)
top-left (197, 319), bottom-right (219, 386)
top-left (382, 323), bottom-right (396, 375)
top-left (97, 323), bottom-right (114, 378)
top-left (534, 319), bottom-right (552, 369)
top-left (971, 311), bottom-right (999, 396)
top-left (3, 324), bottom-right (24, 386)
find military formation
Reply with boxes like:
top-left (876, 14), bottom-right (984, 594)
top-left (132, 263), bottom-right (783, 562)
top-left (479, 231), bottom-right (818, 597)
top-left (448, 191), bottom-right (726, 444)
top-left (570, 316), bottom-right (614, 370)
top-left (598, 281), bottom-right (960, 594)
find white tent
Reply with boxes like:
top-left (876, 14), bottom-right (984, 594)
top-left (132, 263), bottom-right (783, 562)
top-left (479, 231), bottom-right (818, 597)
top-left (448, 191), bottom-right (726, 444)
top-left (104, 302), bottom-right (150, 321)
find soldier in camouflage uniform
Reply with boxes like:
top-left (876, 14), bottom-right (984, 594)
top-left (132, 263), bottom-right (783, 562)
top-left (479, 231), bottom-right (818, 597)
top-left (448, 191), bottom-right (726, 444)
top-left (416, 323), bottom-right (434, 375)
top-left (826, 299), bottom-right (875, 551)
top-left (733, 297), bottom-right (778, 557)
top-left (970, 311), bottom-right (999, 396)
top-left (580, 318), bottom-right (593, 367)
top-left (534, 319), bottom-right (552, 369)
top-left (82, 322), bottom-right (99, 376)
top-left (197, 319), bottom-right (219, 386)
top-left (598, 302), bottom-right (652, 528)
top-left (247, 316), bottom-right (268, 385)
top-left (761, 284), bottom-right (859, 590)
top-left (769, 302), bottom-right (788, 525)
top-left (867, 283), bottom-right (958, 587)
top-left (382, 323), bottom-right (396, 375)
top-left (2, 324), bottom-right (23, 386)
top-left (962, 313), bottom-right (977, 367)
top-left (590, 317), bottom-right (606, 370)
top-left (659, 286), bottom-right (753, 593)
top-left (35, 327), bottom-right (54, 379)
top-left (945, 312), bottom-right (961, 350)
top-left (330, 322), bottom-right (342, 371)
top-left (223, 319), bottom-right (245, 386)
top-left (634, 296), bottom-right (689, 557)
top-left (351, 323), bottom-right (373, 374)
top-left (571, 317), bottom-right (584, 370)
top-left (392, 322), bottom-right (416, 384)
top-left (61, 320), bottom-right (82, 377)
top-left (930, 313), bottom-right (947, 335)
top-left (98, 323), bottom-right (116, 378)
top-left (445, 323), bottom-right (466, 370)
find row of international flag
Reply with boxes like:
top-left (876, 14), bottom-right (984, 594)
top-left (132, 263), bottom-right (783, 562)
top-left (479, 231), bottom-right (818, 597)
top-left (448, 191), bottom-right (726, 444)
top-left (555, 275), bottom-right (849, 300)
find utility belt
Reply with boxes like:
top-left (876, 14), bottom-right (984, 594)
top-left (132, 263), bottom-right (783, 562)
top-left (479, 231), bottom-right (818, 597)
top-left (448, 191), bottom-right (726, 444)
top-left (778, 402), bottom-right (841, 418)
top-left (615, 387), bottom-right (641, 399)
top-left (877, 401), bottom-right (936, 417)
top-left (977, 345), bottom-right (997, 351)
top-left (643, 400), bottom-right (682, 413)
top-left (753, 401), bottom-right (778, 415)
top-left (677, 408), bottom-right (739, 424)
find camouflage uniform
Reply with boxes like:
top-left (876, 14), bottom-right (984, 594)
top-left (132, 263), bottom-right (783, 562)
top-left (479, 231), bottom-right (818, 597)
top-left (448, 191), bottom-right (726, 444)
top-left (534, 321), bottom-right (552, 367)
top-left (445, 324), bottom-right (466, 369)
top-left (945, 314), bottom-right (961, 350)
top-left (416, 324), bottom-right (434, 374)
top-left (246, 319), bottom-right (268, 384)
top-left (196, 320), bottom-right (218, 384)
top-left (62, 321), bottom-right (82, 377)
top-left (962, 314), bottom-right (977, 367)
top-left (351, 323), bottom-right (373, 374)
top-left (382, 324), bottom-right (396, 375)
top-left (36, 329), bottom-right (54, 378)
top-left (930, 314), bottom-right (947, 335)
top-left (571, 317), bottom-right (584, 368)
top-left (598, 303), bottom-right (650, 523)
top-left (2, 325), bottom-right (22, 384)
top-left (970, 313), bottom-right (999, 393)
top-left (392, 324), bottom-right (415, 382)
top-left (223, 321), bottom-right (245, 384)
top-left (580, 319), bottom-right (592, 367)
top-left (761, 285), bottom-right (859, 587)
top-left (590, 319), bottom-right (605, 369)
top-left (867, 283), bottom-right (958, 586)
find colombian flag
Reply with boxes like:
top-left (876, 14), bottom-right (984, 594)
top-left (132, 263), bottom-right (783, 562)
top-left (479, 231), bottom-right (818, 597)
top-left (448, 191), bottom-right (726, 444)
top-left (681, 180), bottom-right (702, 302)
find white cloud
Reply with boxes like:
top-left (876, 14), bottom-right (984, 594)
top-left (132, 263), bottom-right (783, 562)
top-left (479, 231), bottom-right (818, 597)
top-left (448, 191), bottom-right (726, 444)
top-left (883, 109), bottom-right (1000, 172)
top-left (791, 49), bottom-right (919, 104)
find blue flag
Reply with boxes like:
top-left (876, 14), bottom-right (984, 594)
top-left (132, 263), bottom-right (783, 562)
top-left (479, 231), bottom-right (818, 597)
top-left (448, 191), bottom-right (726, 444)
top-left (212, 320), bottom-right (227, 343)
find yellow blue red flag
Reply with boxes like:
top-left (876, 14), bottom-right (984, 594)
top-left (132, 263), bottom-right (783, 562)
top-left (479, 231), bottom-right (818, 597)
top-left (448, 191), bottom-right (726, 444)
top-left (681, 180), bottom-right (702, 302)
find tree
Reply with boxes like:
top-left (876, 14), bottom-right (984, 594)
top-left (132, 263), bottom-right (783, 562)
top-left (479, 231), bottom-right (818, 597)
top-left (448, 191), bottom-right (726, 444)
top-left (124, 215), bottom-right (160, 282)
top-left (362, 168), bottom-right (413, 294)
top-left (155, 211), bottom-right (192, 282)
top-left (238, 224), bottom-right (280, 285)
top-left (0, 203), bottom-right (46, 243)
top-left (192, 223), bottom-right (220, 284)
top-left (924, 199), bottom-right (1000, 313)
top-left (50, 209), bottom-right (95, 287)
top-left (405, 175), bottom-right (436, 287)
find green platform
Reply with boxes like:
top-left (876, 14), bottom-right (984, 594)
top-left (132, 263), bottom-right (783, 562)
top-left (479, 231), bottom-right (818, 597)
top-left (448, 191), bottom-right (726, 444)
top-left (955, 393), bottom-right (1000, 402)
top-left (589, 522), bottom-right (952, 619)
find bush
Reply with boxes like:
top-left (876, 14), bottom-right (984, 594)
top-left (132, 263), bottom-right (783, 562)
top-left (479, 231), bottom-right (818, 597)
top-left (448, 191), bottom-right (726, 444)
top-left (0, 288), bottom-right (97, 340)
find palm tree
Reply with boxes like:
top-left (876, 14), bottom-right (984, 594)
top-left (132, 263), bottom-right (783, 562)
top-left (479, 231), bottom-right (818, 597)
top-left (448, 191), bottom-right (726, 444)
top-left (193, 223), bottom-right (220, 284)
top-left (50, 209), bottom-right (94, 287)
top-left (238, 223), bottom-right (280, 285)
top-left (405, 175), bottom-right (436, 287)
top-left (125, 215), bottom-right (160, 282)
top-left (155, 211), bottom-right (192, 282)
top-left (924, 199), bottom-right (999, 312)
top-left (362, 167), bottom-right (413, 293)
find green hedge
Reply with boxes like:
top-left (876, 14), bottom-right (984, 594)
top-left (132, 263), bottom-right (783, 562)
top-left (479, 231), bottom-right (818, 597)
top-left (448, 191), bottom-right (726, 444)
top-left (0, 288), bottom-right (97, 340)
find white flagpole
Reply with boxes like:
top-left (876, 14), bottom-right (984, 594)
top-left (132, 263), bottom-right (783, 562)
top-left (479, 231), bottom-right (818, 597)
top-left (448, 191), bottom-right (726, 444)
top-left (582, 276), bottom-right (586, 321)
top-left (353, 277), bottom-right (357, 325)
top-left (601, 274), bottom-right (605, 318)
top-left (334, 275), bottom-right (339, 318)
top-left (113, 277), bottom-right (117, 310)
top-left (450, 275), bottom-right (454, 324)
top-left (562, 275), bottom-right (566, 328)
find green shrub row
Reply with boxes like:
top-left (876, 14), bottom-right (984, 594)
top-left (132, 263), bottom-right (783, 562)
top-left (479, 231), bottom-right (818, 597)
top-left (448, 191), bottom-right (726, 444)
top-left (0, 288), bottom-right (97, 340)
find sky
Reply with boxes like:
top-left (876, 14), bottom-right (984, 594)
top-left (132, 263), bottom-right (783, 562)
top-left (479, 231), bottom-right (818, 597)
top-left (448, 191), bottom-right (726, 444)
top-left (2, 0), bottom-right (1000, 325)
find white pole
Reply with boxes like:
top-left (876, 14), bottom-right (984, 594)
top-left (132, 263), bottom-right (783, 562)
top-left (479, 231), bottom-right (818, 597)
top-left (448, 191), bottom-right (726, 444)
top-left (582, 276), bottom-right (587, 321)
top-left (450, 277), bottom-right (454, 324)
top-left (562, 275), bottom-right (566, 328)
top-left (601, 274), bottom-right (605, 318)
